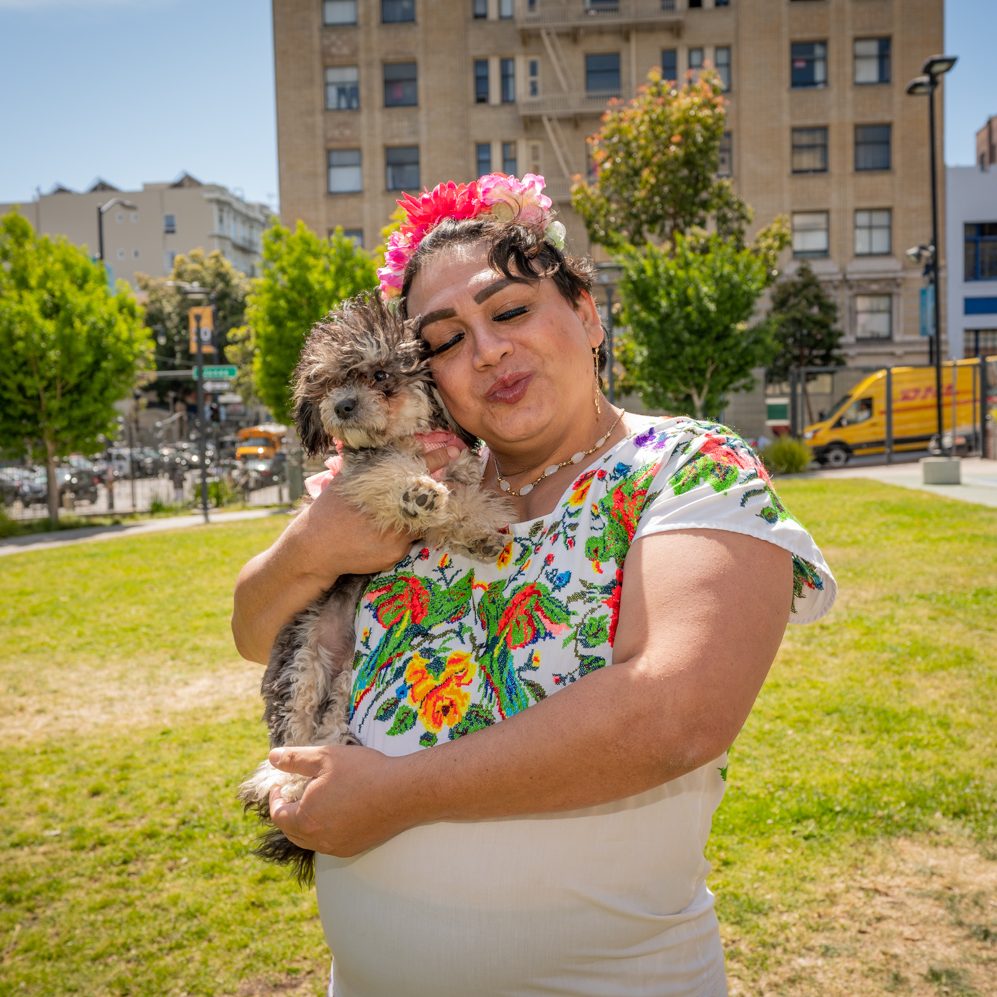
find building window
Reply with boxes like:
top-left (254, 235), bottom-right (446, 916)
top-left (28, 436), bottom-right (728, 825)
top-left (688, 47), bottom-right (704, 78)
top-left (164, 213), bottom-right (176, 234)
top-left (382, 0), bottom-right (414, 22)
top-left (329, 227), bottom-right (363, 249)
top-left (499, 0), bottom-right (513, 17)
top-left (855, 209), bottom-right (891, 255)
top-left (474, 58), bottom-right (489, 103)
top-left (791, 41), bottom-right (827, 88)
top-left (386, 145), bottom-right (419, 190)
top-left (855, 294), bottom-right (892, 340)
top-left (586, 52), bottom-right (620, 94)
top-left (384, 62), bottom-right (417, 106)
top-left (792, 211), bottom-right (829, 258)
top-left (326, 66), bottom-right (360, 110)
top-left (689, 0), bottom-right (702, 7)
top-left (661, 0), bottom-right (676, 9)
top-left (328, 148), bottom-right (362, 193)
top-left (854, 37), bottom-right (890, 84)
top-left (500, 57), bottom-right (516, 102)
top-left (964, 222), bottom-right (997, 281)
top-left (715, 46), bottom-right (731, 91)
top-left (662, 48), bottom-right (677, 81)
top-left (528, 58), bottom-right (539, 97)
top-left (476, 142), bottom-right (492, 176)
top-left (715, 0), bottom-right (729, 6)
top-left (472, 0), bottom-right (487, 17)
top-left (855, 124), bottom-right (891, 171)
top-left (717, 131), bottom-right (732, 177)
top-left (324, 0), bottom-right (357, 24)
top-left (791, 127), bottom-right (828, 173)
top-left (502, 141), bottom-right (518, 174)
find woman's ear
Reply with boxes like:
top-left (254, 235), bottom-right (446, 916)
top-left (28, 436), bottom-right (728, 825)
top-left (576, 290), bottom-right (604, 349)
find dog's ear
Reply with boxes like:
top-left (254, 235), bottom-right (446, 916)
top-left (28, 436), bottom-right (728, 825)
top-left (294, 393), bottom-right (329, 457)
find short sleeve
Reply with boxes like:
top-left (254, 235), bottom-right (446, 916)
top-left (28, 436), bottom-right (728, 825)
top-left (632, 420), bottom-right (836, 624)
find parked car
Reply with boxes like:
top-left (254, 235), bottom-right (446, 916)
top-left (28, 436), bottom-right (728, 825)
top-left (237, 454), bottom-right (285, 490)
top-left (0, 467), bottom-right (34, 506)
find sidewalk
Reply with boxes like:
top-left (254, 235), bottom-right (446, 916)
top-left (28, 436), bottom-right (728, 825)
top-left (802, 456), bottom-right (997, 508)
top-left (0, 507), bottom-right (292, 557)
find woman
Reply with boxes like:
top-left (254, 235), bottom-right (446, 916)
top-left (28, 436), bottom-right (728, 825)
top-left (232, 173), bottom-right (835, 996)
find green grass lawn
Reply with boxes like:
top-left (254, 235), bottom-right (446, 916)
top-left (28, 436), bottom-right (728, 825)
top-left (1, 481), bottom-right (994, 995)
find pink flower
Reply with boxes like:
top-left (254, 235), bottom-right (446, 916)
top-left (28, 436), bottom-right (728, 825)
top-left (377, 173), bottom-right (560, 298)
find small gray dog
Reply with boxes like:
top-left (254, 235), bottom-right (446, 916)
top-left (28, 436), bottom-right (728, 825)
top-left (238, 292), bottom-right (510, 882)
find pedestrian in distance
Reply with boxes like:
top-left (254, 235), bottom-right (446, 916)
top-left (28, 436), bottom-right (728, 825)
top-left (231, 172), bottom-right (836, 997)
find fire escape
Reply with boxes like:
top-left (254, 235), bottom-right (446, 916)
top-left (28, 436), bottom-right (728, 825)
top-left (515, 0), bottom-right (685, 201)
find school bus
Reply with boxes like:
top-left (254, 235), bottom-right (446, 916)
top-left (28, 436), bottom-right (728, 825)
top-left (235, 424), bottom-right (286, 461)
top-left (804, 356), bottom-right (996, 465)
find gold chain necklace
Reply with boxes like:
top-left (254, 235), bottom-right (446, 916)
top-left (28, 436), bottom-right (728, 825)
top-left (492, 410), bottom-right (625, 497)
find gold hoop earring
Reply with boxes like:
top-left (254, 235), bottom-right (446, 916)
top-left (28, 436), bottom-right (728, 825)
top-left (593, 349), bottom-right (602, 417)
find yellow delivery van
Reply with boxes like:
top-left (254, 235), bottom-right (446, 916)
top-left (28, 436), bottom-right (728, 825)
top-left (804, 356), bottom-right (995, 465)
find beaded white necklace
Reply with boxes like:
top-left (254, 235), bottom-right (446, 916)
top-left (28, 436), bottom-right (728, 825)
top-left (492, 410), bottom-right (625, 497)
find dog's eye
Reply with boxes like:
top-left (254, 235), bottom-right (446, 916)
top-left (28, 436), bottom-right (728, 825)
top-left (372, 370), bottom-right (388, 383)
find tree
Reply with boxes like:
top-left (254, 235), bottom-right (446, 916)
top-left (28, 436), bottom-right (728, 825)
top-left (619, 230), bottom-right (787, 418)
top-left (246, 222), bottom-right (378, 423)
top-left (758, 262), bottom-right (845, 422)
top-left (570, 67), bottom-right (789, 418)
top-left (0, 212), bottom-right (152, 522)
top-left (137, 249), bottom-right (251, 389)
top-left (571, 69), bottom-right (749, 250)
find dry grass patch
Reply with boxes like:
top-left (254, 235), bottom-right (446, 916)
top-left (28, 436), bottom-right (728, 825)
top-left (726, 834), bottom-right (996, 996)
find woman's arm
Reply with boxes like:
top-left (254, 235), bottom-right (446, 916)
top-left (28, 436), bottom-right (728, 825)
top-left (268, 528), bottom-right (793, 854)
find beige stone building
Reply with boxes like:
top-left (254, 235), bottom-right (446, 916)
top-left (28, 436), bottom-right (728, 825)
top-left (976, 115), bottom-right (997, 169)
top-left (273, 0), bottom-right (945, 389)
top-left (0, 173), bottom-right (274, 288)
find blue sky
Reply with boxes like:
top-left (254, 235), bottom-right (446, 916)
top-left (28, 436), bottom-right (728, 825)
top-left (0, 0), bottom-right (991, 210)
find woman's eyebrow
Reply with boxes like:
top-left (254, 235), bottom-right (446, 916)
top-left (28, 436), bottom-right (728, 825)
top-left (473, 278), bottom-right (512, 304)
top-left (418, 308), bottom-right (456, 331)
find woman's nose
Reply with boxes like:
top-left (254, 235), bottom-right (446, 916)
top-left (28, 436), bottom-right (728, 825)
top-left (470, 323), bottom-right (512, 369)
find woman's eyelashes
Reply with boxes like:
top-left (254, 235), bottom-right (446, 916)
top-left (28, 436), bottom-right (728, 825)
top-left (494, 304), bottom-right (528, 322)
top-left (426, 331), bottom-right (465, 358)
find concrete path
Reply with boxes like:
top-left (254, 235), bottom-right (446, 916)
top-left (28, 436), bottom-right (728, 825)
top-left (802, 456), bottom-right (997, 508)
top-left (0, 507), bottom-right (292, 557)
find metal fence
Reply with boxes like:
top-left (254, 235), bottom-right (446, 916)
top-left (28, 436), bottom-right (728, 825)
top-left (1, 450), bottom-right (304, 525)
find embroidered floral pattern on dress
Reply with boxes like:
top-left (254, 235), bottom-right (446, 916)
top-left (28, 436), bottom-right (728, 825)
top-left (348, 418), bottom-right (834, 751)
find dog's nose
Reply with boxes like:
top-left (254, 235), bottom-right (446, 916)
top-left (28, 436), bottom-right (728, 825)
top-left (334, 397), bottom-right (357, 420)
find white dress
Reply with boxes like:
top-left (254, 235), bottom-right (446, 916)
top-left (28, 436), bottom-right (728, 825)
top-left (314, 417), bottom-right (836, 996)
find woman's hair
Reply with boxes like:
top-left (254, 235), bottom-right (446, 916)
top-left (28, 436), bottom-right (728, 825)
top-left (398, 217), bottom-right (607, 367)
top-left (399, 217), bottom-right (594, 311)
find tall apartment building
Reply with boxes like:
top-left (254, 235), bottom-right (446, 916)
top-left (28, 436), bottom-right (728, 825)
top-left (0, 173), bottom-right (274, 288)
top-left (273, 0), bottom-right (945, 373)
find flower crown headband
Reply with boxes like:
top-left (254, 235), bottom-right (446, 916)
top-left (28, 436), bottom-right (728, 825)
top-left (377, 172), bottom-right (567, 299)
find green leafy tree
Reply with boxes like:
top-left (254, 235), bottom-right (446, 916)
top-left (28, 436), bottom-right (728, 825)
top-left (571, 69), bottom-right (749, 250)
top-left (571, 67), bottom-right (789, 418)
top-left (619, 228), bottom-right (788, 418)
top-left (137, 249), bottom-right (251, 386)
top-left (246, 222), bottom-right (378, 423)
top-left (758, 262), bottom-right (845, 422)
top-left (0, 212), bottom-right (152, 522)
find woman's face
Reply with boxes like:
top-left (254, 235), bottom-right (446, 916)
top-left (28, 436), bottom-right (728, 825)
top-left (406, 242), bottom-right (603, 455)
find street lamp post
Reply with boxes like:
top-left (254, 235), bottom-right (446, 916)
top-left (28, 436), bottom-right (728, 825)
top-left (95, 197), bottom-right (138, 277)
top-left (594, 262), bottom-right (624, 404)
top-left (906, 54), bottom-right (957, 460)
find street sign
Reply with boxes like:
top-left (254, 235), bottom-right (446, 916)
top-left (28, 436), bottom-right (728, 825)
top-left (193, 365), bottom-right (239, 380)
top-left (202, 380), bottom-right (232, 393)
top-left (919, 285), bottom-right (935, 338)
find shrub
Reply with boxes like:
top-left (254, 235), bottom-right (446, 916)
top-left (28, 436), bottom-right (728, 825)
top-left (761, 435), bottom-right (813, 475)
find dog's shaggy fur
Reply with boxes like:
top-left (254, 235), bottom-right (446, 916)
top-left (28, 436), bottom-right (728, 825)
top-left (238, 292), bottom-right (510, 882)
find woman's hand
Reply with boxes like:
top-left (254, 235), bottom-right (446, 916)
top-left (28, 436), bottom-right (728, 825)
top-left (268, 744), bottom-right (412, 856)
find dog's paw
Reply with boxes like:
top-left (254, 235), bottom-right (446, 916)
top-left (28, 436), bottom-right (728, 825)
top-left (399, 476), bottom-right (448, 521)
top-left (464, 531), bottom-right (509, 561)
